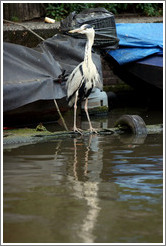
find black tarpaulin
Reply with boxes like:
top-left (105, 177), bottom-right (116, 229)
top-left (3, 34), bottom-right (102, 112)
top-left (60, 8), bottom-right (119, 49)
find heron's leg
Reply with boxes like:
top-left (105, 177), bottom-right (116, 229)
top-left (73, 91), bottom-right (82, 134)
top-left (73, 91), bottom-right (78, 131)
top-left (84, 98), bottom-right (98, 134)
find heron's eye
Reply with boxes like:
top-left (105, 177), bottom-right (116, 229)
top-left (85, 24), bottom-right (92, 29)
top-left (81, 24), bottom-right (92, 30)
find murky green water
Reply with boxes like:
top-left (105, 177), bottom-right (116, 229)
top-left (3, 110), bottom-right (163, 243)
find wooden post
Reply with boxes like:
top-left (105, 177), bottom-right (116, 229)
top-left (3, 3), bottom-right (45, 21)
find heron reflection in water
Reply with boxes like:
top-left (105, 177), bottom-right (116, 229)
top-left (66, 24), bottom-right (102, 134)
top-left (72, 135), bottom-right (102, 243)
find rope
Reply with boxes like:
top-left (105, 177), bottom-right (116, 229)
top-left (54, 100), bottom-right (69, 131)
top-left (3, 19), bottom-right (45, 41)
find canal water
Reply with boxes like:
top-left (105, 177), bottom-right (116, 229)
top-left (3, 108), bottom-right (163, 243)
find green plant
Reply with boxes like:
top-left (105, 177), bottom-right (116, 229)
top-left (45, 3), bottom-right (163, 21)
top-left (46, 3), bottom-right (68, 21)
top-left (11, 16), bottom-right (19, 22)
top-left (136, 3), bottom-right (162, 16)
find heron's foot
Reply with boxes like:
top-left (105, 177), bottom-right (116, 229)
top-left (73, 126), bottom-right (83, 135)
top-left (88, 127), bottom-right (98, 134)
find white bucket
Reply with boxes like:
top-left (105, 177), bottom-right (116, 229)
top-left (81, 88), bottom-right (108, 114)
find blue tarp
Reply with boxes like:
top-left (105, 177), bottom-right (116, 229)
top-left (108, 23), bottom-right (163, 65)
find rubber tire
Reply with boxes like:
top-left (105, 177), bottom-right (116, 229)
top-left (114, 115), bottom-right (147, 135)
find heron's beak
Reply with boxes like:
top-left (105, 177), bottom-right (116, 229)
top-left (69, 28), bottom-right (82, 33)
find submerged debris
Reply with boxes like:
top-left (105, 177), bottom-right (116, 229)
top-left (36, 123), bottom-right (47, 131)
top-left (3, 124), bottom-right (163, 149)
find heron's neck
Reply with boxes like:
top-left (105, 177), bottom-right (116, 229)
top-left (84, 36), bottom-right (94, 66)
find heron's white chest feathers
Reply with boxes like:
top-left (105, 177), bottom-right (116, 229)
top-left (82, 59), bottom-right (100, 89)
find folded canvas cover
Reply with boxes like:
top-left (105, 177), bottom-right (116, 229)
top-left (3, 34), bottom-right (102, 112)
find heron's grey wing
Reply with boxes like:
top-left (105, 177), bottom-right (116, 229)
top-left (66, 63), bottom-right (84, 98)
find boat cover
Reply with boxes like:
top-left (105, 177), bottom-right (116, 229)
top-left (3, 34), bottom-right (102, 112)
top-left (60, 8), bottom-right (119, 50)
top-left (108, 23), bottom-right (163, 65)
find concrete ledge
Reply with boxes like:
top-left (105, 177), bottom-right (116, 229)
top-left (3, 16), bottom-right (163, 47)
top-left (115, 16), bottom-right (163, 23)
top-left (3, 21), bottom-right (60, 47)
top-left (3, 21), bottom-right (60, 31)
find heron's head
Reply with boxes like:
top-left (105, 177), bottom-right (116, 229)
top-left (69, 24), bottom-right (95, 38)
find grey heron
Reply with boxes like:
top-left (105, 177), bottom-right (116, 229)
top-left (66, 24), bottom-right (102, 134)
